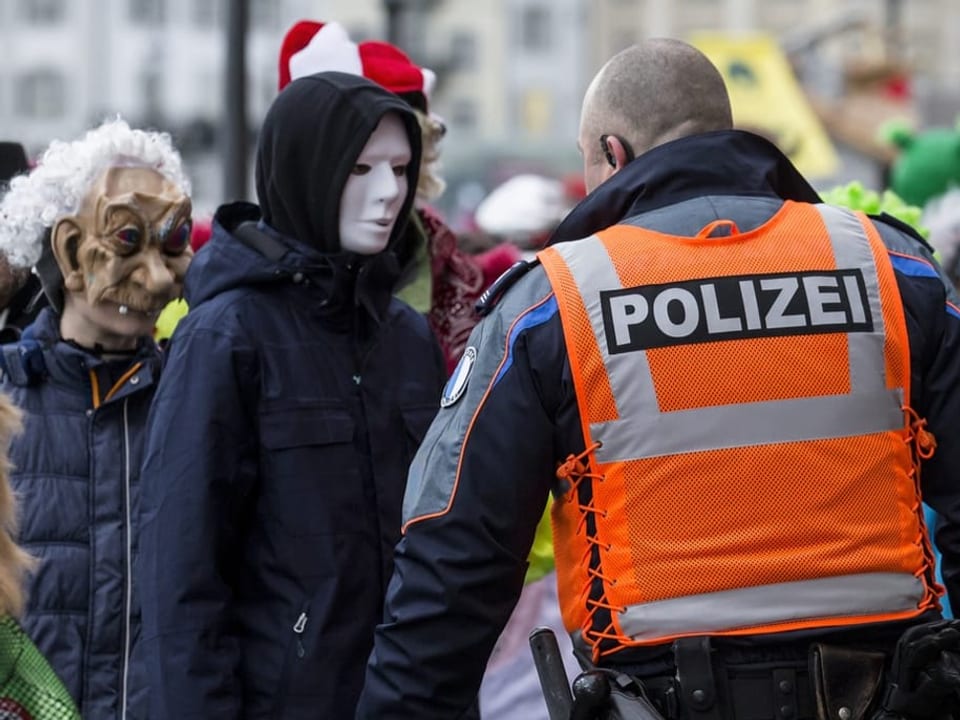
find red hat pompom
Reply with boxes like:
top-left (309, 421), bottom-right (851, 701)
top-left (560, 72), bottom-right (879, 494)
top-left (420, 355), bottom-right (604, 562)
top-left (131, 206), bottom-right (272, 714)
top-left (278, 19), bottom-right (435, 110)
top-left (358, 41), bottom-right (436, 110)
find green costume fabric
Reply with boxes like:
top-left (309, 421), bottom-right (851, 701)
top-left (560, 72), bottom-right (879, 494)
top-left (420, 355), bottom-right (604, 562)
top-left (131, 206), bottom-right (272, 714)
top-left (885, 121), bottom-right (960, 209)
top-left (394, 212), bottom-right (433, 313)
top-left (820, 182), bottom-right (929, 237)
top-left (0, 616), bottom-right (79, 719)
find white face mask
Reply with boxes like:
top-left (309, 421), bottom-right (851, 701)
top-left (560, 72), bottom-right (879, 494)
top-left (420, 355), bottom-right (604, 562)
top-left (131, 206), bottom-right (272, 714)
top-left (338, 113), bottom-right (412, 255)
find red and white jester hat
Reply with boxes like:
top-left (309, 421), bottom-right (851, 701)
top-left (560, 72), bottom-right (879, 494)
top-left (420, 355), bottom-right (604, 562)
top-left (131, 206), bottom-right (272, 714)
top-left (277, 20), bottom-right (437, 112)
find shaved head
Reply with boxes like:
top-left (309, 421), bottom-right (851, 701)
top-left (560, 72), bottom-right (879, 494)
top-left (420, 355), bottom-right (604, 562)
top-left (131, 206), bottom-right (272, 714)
top-left (579, 38), bottom-right (732, 191)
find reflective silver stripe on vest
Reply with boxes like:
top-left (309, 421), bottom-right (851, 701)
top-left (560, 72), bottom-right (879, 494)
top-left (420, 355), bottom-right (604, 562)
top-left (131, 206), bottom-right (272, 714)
top-left (815, 204), bottom-right (889, 396)
top-left (552, 209), bottom-right (904, 464)
top-left (618, 572), bottom-right (925, 641)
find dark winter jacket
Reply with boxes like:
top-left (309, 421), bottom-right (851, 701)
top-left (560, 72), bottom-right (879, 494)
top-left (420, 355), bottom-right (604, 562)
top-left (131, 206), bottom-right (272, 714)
top-left (355, 131), bottom-right (960, 719)
top-left (2, 307), bottom-right (161, 719)
top-left (139, 72), bottom-right (445, 720)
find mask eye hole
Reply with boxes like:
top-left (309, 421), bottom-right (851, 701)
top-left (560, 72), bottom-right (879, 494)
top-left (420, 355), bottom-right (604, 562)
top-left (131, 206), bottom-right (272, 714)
top-left (163, 222), bottom-right (191, 255)
top-left (115, 227), bottom-right (142, 249)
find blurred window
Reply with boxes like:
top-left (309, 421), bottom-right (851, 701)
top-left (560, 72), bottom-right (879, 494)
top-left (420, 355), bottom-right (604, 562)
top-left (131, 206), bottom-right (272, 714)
top-left (521, 5), bottom-right (551, 52)
top-left (19, 0), bottom-right (64, 23)
top-left (139, 66), bottom-right (163, 123)
top-left (250, 0), bottom-right (278, 29)
top-left (522, 88), bottom-right (552, 136)
top-left (129, 0), bottom-right (165, 25)
top-left (451, 99), bottom-right (477, 132)
top-left (195, 70), bottom-right (219, 115)
top-left (192, 0), bottom-right (218, 28)
top-left (14, 69), bottom-right (65, 118)
top-left (451, 31), bottom-right (477, 71)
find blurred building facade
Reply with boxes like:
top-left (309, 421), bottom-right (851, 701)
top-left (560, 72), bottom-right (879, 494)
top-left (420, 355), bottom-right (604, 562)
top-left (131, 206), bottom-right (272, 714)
top-left (0, 0), bottom-right (324, 147)
top-left (0, 0), bottom-right (958, 212)
top-left (590, 0), bottom-right (960, 119)
top-left (0, 0), bottom-right (327, 208)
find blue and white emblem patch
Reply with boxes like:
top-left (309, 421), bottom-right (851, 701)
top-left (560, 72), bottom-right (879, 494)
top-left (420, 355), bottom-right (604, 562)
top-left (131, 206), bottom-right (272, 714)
top-left (441, 346), bottom-right (476, 408)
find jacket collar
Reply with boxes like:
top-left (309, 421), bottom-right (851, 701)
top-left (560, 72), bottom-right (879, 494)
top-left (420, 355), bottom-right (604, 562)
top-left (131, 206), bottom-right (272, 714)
top-left (550, 130), bottom-right (822, 244)
top-left (5, 307), bottom-right (160, 396)
top-left (193, 202), bottom-right (397, 328)
top-left (255, 220), bottom-right (400, 327)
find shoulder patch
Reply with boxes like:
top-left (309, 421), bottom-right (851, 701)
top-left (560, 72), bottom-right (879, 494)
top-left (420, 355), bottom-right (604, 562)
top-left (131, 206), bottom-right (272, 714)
top-left (440, 346), bottom-right (476, 408)
top-left (475, 259), bottom-right (540, 317)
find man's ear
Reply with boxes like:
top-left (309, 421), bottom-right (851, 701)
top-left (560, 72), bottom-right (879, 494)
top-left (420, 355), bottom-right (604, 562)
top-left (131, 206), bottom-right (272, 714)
top-left (605, 135), bottom-right (631, 172)
top-left (51, 217), bottom-right (85, 292)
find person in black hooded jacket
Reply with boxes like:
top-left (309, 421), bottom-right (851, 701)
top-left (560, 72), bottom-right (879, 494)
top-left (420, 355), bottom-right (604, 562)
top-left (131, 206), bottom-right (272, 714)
top-left (137, 71), bottom-right (445, 719)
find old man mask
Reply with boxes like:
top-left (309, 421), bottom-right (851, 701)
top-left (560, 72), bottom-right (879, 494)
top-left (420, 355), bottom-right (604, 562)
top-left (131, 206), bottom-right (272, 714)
top-left (51, 165), bottom-right (192, 349)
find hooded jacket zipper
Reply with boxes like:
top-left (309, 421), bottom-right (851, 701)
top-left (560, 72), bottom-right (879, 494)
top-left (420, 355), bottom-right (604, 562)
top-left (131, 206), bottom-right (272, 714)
top-left (273, 602), bottom-right (311, 717)
top-left (293, 608), bottom-right (308, 658)
top-left (120, 397), bottom-right (132, 720)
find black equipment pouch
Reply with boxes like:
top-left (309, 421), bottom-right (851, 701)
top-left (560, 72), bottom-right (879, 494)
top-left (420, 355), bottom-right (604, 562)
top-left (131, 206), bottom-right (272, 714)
top-left (673, 637), bottom-right (722, 720)
top-left (872, 619), bottom-right (960, 720)
top-left (604, 671), bottom-right (670, 720)
top-left (809, 643), bottom-right (886, 720)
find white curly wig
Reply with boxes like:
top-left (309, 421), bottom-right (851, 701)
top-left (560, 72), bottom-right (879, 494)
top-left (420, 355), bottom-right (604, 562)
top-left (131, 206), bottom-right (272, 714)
top-left (0, 118), bottom-right (190, 270)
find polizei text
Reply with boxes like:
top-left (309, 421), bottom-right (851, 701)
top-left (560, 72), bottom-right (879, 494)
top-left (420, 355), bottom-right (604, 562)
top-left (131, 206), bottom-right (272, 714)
top-left (600, 269), bottom-right (873, 353)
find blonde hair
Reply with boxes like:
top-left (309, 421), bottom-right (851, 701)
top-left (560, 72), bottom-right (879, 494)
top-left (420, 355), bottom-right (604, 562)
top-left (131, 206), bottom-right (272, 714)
top-left (0, 393), bottom-right (33, 618)
top-left (415, 109), bottom-right (446, 202)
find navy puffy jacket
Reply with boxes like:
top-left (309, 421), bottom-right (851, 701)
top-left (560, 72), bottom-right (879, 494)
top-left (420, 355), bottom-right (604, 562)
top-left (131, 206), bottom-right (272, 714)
top-left (3, 307), bottom-right (160, 719)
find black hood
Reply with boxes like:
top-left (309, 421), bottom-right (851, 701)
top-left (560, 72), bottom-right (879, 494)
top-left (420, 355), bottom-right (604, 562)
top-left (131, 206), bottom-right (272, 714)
top-left (550, 130), bottom-right (822, 244)
top-left (255, 71), bottom-right (422, 254)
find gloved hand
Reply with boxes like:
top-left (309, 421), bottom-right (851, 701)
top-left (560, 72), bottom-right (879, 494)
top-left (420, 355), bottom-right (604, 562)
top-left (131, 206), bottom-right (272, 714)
top-left (873, 620), bottom-right (960, 720)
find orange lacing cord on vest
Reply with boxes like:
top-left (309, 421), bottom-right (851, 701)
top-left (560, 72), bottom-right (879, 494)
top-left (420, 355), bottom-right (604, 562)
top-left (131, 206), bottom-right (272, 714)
top-left (903, 405), bottom-right (942, 606)
top-left (556, 441), bottom-right (626, 660)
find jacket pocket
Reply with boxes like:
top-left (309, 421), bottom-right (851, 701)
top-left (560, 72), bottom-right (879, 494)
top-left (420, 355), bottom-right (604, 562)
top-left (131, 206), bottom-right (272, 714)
top-left (260, 405), bottom-right (355, 449)
top-left (259, 405), bottom-right (361, 536)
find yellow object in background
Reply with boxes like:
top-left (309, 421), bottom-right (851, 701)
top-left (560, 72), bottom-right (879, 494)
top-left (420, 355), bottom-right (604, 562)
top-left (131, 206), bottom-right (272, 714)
top-left (154, 298), bottom-right (189, 343)
top-left (525, 500), bottom-right (556, 585)
top-left (690, 32), bottom-right (839, 180)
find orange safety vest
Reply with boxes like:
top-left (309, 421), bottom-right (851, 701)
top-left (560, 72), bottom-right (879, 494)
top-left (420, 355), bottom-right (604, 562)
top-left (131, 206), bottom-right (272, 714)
top-left (537, 201), bottom-right (941, 661)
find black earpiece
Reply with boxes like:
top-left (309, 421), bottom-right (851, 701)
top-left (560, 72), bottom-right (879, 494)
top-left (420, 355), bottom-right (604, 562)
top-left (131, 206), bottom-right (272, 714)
top-left (599, 135), bottom-right (617, 168)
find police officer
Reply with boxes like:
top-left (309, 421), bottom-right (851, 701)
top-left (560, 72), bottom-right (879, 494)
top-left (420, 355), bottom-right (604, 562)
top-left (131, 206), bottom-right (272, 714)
top-left (355, 39), bottom-right (960, 720)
